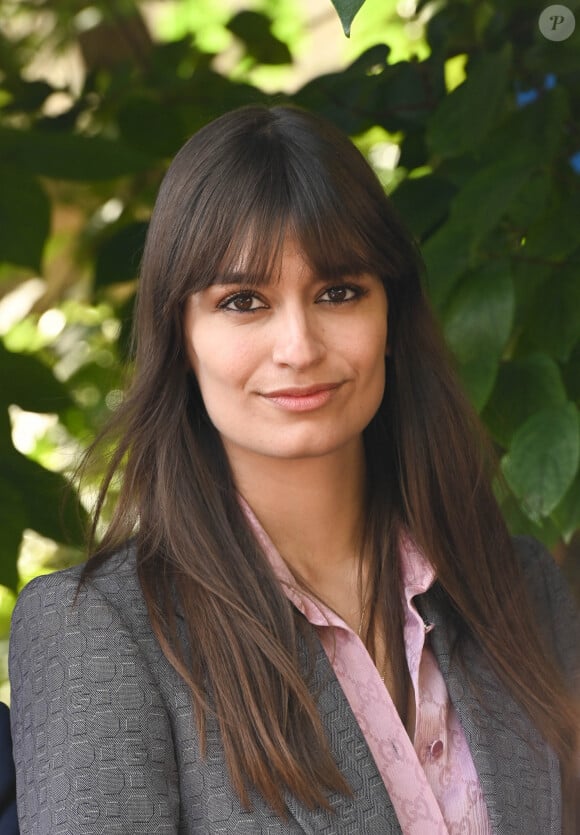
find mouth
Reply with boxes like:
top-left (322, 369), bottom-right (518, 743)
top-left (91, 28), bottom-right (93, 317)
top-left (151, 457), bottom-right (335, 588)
top-left (263, 383), bottom-right (341, 398)
top-left (260, 383), bottom-right (342, 412)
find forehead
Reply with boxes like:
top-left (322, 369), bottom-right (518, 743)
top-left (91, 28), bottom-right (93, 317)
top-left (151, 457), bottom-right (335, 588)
top-left (215, 238), bottom-right (312, 285)
top-left (212, 228), bottom-right (372, 290)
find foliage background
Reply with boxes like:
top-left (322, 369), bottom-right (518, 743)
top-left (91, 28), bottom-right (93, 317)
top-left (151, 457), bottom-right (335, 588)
top-left (1, 0), bottom-right (579, 698)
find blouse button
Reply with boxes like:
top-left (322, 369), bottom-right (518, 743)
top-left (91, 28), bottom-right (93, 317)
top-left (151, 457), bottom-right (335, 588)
top-left (429, 739), bottom-right (444, 760)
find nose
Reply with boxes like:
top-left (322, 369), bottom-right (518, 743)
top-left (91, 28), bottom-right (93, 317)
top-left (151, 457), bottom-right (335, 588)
top-left (271, 306), bottom-right (326, 369)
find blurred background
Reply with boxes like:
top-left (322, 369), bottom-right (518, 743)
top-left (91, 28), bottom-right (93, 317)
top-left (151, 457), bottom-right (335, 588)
top-left (1, 0), bottom-right (579, 700)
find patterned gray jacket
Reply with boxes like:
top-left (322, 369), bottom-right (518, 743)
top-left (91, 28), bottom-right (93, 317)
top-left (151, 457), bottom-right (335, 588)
top-left (9, 536), bottom-right (580, 834)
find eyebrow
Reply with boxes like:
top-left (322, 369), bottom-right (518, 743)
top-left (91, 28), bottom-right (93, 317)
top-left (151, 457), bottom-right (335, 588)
top-left (212, 267), bottom-right (367, 287)
top-left (212, 270), bottom-right (262, 287)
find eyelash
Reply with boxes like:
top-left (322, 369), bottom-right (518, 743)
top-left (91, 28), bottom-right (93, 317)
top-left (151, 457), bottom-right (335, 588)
top-left (217, 284), bottom-right (367, 313)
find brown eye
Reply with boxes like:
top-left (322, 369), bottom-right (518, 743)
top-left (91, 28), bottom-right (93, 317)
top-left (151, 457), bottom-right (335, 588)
top-left (318, 285), bottom-right (362, 304)
top-left (218, 291), bottom-right (266, 312)
top-left (232, 294), bottom-right (255, 311)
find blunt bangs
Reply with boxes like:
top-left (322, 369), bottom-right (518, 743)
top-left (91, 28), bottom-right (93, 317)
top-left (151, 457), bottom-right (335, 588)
top-left (187, 149), bottom-right (388, 294)
top-left (208, 180), bottom-right (387, 294)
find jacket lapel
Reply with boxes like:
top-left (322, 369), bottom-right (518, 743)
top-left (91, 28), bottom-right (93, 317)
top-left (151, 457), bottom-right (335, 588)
top-left (284, 629), bottom-right (403, 834)
top-left (419, 589), bottom-right (561, 835)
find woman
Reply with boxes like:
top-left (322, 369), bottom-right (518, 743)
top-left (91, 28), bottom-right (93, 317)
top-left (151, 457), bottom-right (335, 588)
top-left (9, 105), bottom-right (579, 834)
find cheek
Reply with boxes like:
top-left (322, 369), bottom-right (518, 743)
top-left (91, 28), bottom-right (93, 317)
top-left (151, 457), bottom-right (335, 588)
top-left (353, 317), bottom-right (388, 370)
top-left (183, 304), bottom-right (201, 373)
top-left (359, 320), bottom-right (388, 403)
top-left (187, 326), bottom-right (257, 393)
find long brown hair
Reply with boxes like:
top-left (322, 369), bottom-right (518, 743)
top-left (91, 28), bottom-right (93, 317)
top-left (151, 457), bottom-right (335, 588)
top-left (83, 105), bottom-right (579, 822)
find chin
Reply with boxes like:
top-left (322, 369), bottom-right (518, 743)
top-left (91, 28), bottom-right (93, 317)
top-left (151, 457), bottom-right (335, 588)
top-left (255, 432), bottom-right (359, 461)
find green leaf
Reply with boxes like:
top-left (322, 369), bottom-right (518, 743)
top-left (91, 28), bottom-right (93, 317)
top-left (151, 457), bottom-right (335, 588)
top-left (329, 0), bottom-right (367, 37)
top-left (501, 403), bottom-right (580, 521)
top-left (425, 3), bottom-right (474, 54)
top-left (227, 11), bottom-right (292, 64)
top-left (423, 155), bottom-right (531, 307)
top-left (390, 175), bottom-right (455, 239)
top-left (94, 221), bottom-right (148, 288)
top-left (443, 260), bottom-right (514, 411)
top-left (505, 171), bottom-right (551, 228)
top-left (0, 406), bottom-right (86, 588)
top-left (483, 354), bottom-right (567, 448)
top-left (444, 262), bottom-right (514, 363)
top-left (374, 60), bottom-right (438, 131)
top-left (398, 130), bottom-right (428, 170)
top-left (427, 44), bottom-right (512, 158)
top-left (0, 126), bottom-right (155, 181)
top-left (118, 97), bottom-right (187, 157)
top-left (0, 585), bottom-right (17, 636)
top-left (525, 39), bottom-right (580, 74)
top-left (450, 156), bottom-right (531, 245)
top-left (525, 262), bottom-right (580, 362)
top-left (422, 224), bottom-right (471, 309)
top-left (0, 344), bottom-right (72, 415)
top-left (498, 488), bottom-right (560, 550)
top-left (563, 342), bottom-right (580, 404)
top-left (511, 259), bottom-right (552, 322)
top-left (0, 478), bottom-right (27, 589)
top-left (294, 46), bottom-right (390, 136)
top-left (0, 171), bottom-right (50, 271)
top-left (481, 88), bottom-right (569, 171)
top-left (456, 355), bottom-right (498, 415)
top-left (2, 447), bottom-right (87, 549)
top-left (170, 69), bottom-right (267, 136)
top-left (3, 79), bottom-right (54, 113)
top-left (552, 472), bottom-right (580, 543)
top-left (520, 194), bottom-right (580, 261)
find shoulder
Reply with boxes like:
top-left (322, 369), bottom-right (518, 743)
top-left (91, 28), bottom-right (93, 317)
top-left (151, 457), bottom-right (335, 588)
top-left (9, 548), bottom-right (183, 833)
top-left (14, 540), bottom-right (139, 595)
top-left (9, 542), bottom-right (179, 741)
top-left (11, 543), bottom-right (143, 626)
top-left (9, 543), bottom-right (160, 686)
top-left (512, 535), bottom-right (580, 684)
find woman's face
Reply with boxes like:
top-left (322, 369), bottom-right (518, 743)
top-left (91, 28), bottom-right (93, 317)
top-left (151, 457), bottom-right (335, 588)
top-left (183, 237), bottom-right (388, 470)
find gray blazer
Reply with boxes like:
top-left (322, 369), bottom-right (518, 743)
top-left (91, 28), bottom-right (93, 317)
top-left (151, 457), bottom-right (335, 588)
top-left (9, 537), bottom-right (579, 834)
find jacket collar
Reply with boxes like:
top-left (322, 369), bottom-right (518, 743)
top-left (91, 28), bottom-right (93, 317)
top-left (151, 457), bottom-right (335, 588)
top-left (417, 587), bottom-right (560, 835)
top-left (283, 625), bottom-right (402, 834)
top-left (291, 585), bottom-right (561, 835)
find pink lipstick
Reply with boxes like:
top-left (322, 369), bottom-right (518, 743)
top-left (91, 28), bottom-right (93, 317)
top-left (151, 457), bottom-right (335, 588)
top-left (261, 383), bottom-right (341, 412)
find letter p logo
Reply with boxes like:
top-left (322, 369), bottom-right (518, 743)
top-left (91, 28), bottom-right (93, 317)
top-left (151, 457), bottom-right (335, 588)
top-left (539, 5), bottom-right (576, 40)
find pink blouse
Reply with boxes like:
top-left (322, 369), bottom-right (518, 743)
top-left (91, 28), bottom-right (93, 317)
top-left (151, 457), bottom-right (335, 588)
top-left (244, 503), bottom-right (493, 835)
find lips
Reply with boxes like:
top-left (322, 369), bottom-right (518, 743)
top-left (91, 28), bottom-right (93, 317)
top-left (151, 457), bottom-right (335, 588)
top-left (260, 383), bottom-right (342, 412)
top-left (262, 383), bottom-right (340, 398)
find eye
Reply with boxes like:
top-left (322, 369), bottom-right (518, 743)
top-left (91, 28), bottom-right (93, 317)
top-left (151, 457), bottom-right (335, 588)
top-left (217, 291), bottom-right (267, 313)
top-left (317, 285), bottom-right (365, 304)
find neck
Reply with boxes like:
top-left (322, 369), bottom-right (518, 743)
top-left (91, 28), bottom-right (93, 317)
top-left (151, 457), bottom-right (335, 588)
top-left (230, 439), bottom-right (367, 587)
